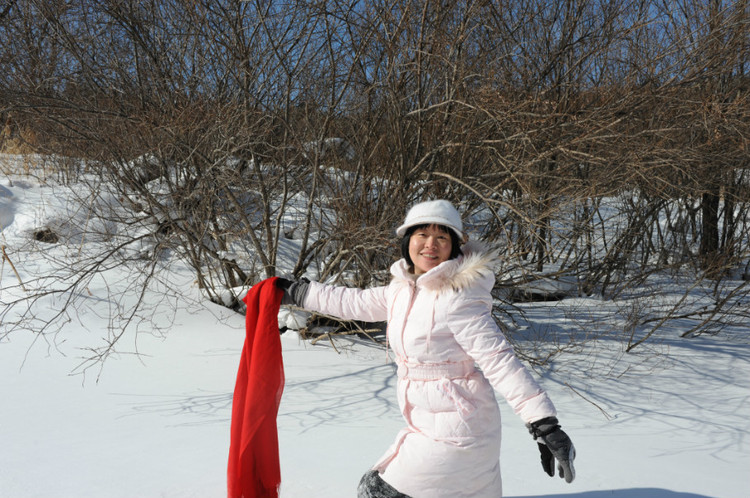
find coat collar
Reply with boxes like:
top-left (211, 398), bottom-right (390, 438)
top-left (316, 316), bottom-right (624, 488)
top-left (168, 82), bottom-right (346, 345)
top-left (390, 241), bottom-right (498, 292)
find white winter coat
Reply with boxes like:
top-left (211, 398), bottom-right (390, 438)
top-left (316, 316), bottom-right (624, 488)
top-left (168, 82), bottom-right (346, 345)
top-left (303, 242), bottom-right (556, 497)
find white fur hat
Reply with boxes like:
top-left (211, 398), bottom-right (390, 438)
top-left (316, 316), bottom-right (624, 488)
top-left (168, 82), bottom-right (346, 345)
top-left (396, 199), bottom-right (463, 239)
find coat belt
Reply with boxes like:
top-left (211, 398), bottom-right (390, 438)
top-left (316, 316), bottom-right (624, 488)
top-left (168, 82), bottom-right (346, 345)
top-left (397, 359), bottom-right (475, 381)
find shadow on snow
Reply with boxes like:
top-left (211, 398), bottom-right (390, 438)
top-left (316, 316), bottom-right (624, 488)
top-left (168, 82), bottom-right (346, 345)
top-left (510, 488), bottom-right (713, 498)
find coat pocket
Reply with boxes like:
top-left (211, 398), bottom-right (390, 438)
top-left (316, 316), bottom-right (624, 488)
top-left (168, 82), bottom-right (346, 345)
top-left (437, 378), bottom-right (476, 419)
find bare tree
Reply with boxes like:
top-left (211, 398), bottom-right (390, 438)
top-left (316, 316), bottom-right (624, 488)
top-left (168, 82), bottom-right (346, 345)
top-left (1, 0), bottom-right (748, 370)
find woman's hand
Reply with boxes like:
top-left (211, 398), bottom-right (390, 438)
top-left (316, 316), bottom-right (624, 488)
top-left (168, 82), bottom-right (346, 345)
top-left (527, 417), bottom-right (576, 483)
top-left (275, 277), bottom-right (310, 307)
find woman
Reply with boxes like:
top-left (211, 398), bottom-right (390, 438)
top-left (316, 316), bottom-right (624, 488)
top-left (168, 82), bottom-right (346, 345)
top-left (278, 200), bottom-right (575, 498)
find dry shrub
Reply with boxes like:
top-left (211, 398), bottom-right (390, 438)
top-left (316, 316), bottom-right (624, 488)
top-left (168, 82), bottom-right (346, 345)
top-left (0, 126), bottom-right (38, 156)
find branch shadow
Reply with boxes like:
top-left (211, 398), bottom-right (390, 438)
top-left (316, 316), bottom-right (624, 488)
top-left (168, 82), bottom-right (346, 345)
top-left (111, 361), bottom-right (401, 432)
top-left (278, 362), bottom-right (400, 432)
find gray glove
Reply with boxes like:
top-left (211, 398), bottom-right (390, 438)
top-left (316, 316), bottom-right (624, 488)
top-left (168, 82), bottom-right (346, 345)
top-left (275, 277), bottom-right (310, 307)
top-left (527, 416), bottom-right (576, 483)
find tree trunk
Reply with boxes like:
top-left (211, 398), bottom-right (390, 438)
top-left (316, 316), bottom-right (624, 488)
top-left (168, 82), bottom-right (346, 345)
top-left (700, 191), bottom-right (720, 268)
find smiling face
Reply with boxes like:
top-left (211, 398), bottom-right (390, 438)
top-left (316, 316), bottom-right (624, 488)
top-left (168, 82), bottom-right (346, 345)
top-left (408, 224), bottom-right (454, 275)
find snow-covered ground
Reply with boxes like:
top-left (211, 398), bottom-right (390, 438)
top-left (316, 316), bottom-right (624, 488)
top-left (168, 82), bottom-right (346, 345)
top-left (1, 157), bottom-right (748, 497)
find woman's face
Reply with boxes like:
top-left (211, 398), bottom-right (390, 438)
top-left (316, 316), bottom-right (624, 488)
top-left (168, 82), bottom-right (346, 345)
top-left (408, 224), bottom-right (453, 275)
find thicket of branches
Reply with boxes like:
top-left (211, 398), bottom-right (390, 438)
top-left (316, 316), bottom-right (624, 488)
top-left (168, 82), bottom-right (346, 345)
top-left (1, 0), bottom-right (748, 365)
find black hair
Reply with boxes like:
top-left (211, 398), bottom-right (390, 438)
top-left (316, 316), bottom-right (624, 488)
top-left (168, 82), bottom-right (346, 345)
top-left (400, 223), bottom-right (463, 269)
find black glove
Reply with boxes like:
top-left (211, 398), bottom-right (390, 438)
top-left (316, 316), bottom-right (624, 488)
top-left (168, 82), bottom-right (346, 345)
top-left (527, 416), bottom-right (576, 483)
top-left (275, 277), bottom-right (310, 307)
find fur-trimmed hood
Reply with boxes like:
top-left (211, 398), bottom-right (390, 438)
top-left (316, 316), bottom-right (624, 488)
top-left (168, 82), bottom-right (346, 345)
top-left (390, 240), bottom-right (499, 293)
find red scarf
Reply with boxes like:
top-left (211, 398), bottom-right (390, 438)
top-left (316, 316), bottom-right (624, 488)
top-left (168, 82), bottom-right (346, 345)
top-left (228, 277), bottom-right (284, 498)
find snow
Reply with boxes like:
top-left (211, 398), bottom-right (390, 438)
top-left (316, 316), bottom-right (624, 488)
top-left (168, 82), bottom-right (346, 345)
top-left (1, 159), bottom-right (749, 498)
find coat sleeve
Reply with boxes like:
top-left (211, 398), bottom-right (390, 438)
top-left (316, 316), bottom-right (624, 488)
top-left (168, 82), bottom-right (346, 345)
top-left (445, 275), bottom-right (556, 423)
top-left (302, 281), bottom-right (389, 323)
